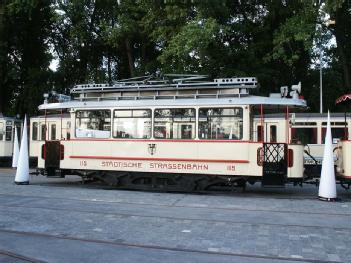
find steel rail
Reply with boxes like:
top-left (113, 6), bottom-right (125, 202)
top-left (0, 192), bottom-right (350, 218)
top-left (0, 229), bottom-right (338, 263)
top-left (0, 202), bottom-right (350, 231)
top-left (0, 249), bottom-right (46, 263)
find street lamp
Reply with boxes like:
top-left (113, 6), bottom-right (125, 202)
top-left (320, 51), bottom-right (323, 114)
top-left (319, 19), bottom-right (335, 114)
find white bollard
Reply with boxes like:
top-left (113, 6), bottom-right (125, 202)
top-left (12, 128), bottom-right (19, 168)
top-left (15, 115), bottom-right (30, 185)
top-left (318, 111), bottom-right (338, 201)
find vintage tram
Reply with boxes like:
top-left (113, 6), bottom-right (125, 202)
top-left (0, 114), bottom-right (22, 166)
top-left (30, 75), bottom-right (307, 190)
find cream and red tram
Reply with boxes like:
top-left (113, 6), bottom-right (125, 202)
top-left (30, 75), bottom-right (306, 190)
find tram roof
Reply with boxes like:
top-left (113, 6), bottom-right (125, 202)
top-left (38, 95), bottom-right (306, 110)
top-left (259, 112), bottom-right (350, 119)
top-left (0, 115), bottom-right (20, 121)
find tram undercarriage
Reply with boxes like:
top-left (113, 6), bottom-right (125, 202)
top-left (38, 166), bottom-right (307, 192)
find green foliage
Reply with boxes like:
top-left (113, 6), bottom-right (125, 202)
top-left (159, 18), bottom-right (221, 73)
top-left (0, 0), bottom-right (53, 116)
top-left (0, 0), bottom-right (350, 115)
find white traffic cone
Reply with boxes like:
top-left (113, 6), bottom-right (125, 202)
top-left (12, 128), bottom-right (19, 168)
top-left (15, 115), bottom-right (30, 185)
top-left (318, 111), bottom-right (337, 201)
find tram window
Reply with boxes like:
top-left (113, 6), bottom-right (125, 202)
top-left (50, 124), bottom-right (56, 140)
top-left (198, 108), bottom-right (243, 140)
top-left (32, 122), bottom-right (38, 141)
top-left (270, 125), bottom-right (277, 142)
top-left (15, 125), bottom-right (21, 142)
top-left (5, 126), bottom-right (12, 141)
top-left (41, 124), bottom-right (46, 140)
top-left (66, 121), bottom-right (71, 140)
top-left (75, 110), bottom-right (111, 138)
top-left (0, 122), bottom-right (3, 141)
top-left (291, 128), bottom-right (317, 144)
top-left (113, 109), bottom-right (151, 139)
top-left (321, 127), bottom-right (347, 143)
top-left (257, 125), bottom-right (263, 142)
top-left (322, 122), bottom-right (347, 126)
top-left (292, 122), bottom-right (317, 126)
top-left (154, 108), bottom-right (196, 139)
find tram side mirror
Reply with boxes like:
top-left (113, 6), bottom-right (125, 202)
top-left (280, 86), bottom-right (288, 98)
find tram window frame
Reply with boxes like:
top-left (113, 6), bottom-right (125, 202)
top-left (75, 110), bottom-right (111, 139)
top-left (5, 125), bottom-right (12, 141)
top-left (113, 109), bottom-right (152, 139)
top-left (0, 122), bottom-right (3, 141)
top-left (291, 127), bottom-right (317, 144)
top-left (322, 122), bottom-right (347, 126)
top-left (66, 121), bottom-right (71, 140)
top-left (32, 122), bottom-right (38, 141)
top-left (270, 125), bottom-right (277, 142)
top-left (50, 124), bottom-right (56, 140)
top-left (257, 125), bottom-right (263, 142)
top-left (321, 127), bottom-right (347, 144)
top-left (154, 108), bottom-right (196, 139)
top-left (41, 124), bottom-right (46, 141)
top-left (198, 107), bottom-right (243, 140)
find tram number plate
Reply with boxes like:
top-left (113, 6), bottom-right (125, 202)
top-left (304, 159), bottom-right (321, 165)
top-left (80, 160), bottom-right (87, 167)
top-left (227, 165), bottom-right (236, 171)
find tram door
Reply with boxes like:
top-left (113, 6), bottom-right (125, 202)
top-left (262, 143), bottom-right (288, 187)
top-left (260, 122), bottom-right (287, 187)
top-left (44, 122), bottom-right (61, 174)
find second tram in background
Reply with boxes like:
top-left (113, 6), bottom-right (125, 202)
top-left (0, 114), bottom-right (22, 166)
top-left (29, 75), bottom-right (307, 191)
top-left (253, 113), bottom-right (350, 180)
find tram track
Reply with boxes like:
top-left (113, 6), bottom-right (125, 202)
top-left (0, 229), bottom-right (339, 263)
top-left (0, 192), bottom-right (350, 218)
top-left (16, 180), bottom-right (351, 202)
top-left (0, 202), bottom-right (350, 231)
top-left (0, 249), bottom-right (46, 263)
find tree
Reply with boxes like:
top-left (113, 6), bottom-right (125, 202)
top-left (326, 0), bottom-right (351, 91)
top-left (0, 0), bottom-right (53, 116)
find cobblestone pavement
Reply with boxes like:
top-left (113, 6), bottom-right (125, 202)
top-left (0, 168), bottom-right (350, 263)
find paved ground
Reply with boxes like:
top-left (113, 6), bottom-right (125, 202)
top-left (0, 168), bottom-right (350, 263)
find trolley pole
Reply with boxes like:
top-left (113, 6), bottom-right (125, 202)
top-left (320, 51), bottom-right (323, 114)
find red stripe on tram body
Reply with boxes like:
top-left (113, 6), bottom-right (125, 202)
top-left (69, 155), bottom-right (250, 164)
top-left (68, 138), bottom-right (259, 144)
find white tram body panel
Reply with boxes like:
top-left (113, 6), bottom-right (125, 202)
top-left (59, 140), bottom-right (263, 177)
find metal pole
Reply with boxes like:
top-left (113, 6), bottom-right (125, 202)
top-left (320, 51), bottom-right (323, 114)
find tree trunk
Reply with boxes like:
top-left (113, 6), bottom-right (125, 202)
top-left (0, 2), bottom-right (6, 113)
top-left (337, 45), bottom-right (351, 90)
top-left (125, 38), bottom-right (135, 77)
top-left (107, 52), bottom-right (112, 83)
top-left (334, 4), bottom-right (351, 90)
